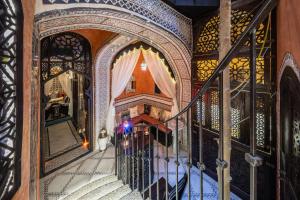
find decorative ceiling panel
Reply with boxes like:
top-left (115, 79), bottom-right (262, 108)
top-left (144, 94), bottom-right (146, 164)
top-left (41, 0), bottom-right (192, 51)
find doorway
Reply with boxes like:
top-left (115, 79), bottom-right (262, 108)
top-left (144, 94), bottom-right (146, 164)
top-left (280, 67), bottom-right (300, 199)
top-left (40, 32), bottom-right (93, 176)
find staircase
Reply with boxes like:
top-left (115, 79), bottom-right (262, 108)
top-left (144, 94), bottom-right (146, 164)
top-left (61, 175), bottom-right (142, 200)
top-left (114, 0), bottom-right (277, 199)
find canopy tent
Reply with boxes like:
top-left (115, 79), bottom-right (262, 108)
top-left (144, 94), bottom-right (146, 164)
top-left (106, 47), bottom-right (179, 136)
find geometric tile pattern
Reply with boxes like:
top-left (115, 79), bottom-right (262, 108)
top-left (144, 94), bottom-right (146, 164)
top-left (40, 141), bottom-right (242, 200)
top-left (41, 0), bottom-right (193, 51)
top-left (0, 0), bottom-right (22, 199)
top-left (40, 145), bottom-right (115, 200)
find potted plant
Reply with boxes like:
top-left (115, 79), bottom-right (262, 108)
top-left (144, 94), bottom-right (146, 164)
top-left (98, 128), bottom-right (108, 151)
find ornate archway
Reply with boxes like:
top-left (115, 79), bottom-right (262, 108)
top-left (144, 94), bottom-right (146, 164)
top-left (93, 37), bottom-right (184, 145)
top-left (40, 32), bottom-right (93, 175)
top-left (30, 4), bottom-right (191, 178)
top-left (34, 7), bottom-right (192, 103)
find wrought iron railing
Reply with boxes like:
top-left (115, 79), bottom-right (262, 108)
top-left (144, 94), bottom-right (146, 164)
top-left (114, 0), bottom-right (276, 199)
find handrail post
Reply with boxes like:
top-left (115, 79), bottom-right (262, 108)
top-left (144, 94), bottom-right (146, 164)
top-left (187, 108), bottom-right (191, 200)
top-left (245, 28), bottom-right (263, 200)
top-left (142, 123), bottom-right (145, 199)
top-left (216, 75), bottom-right (227, 200)
top-left (175, 117), bottom-right (179, 200)
top-left (115, 128), bottom-right (118, 176)
top-left (132, 128), bottom-right (135, 189)
top-left (197, 97), bottom-right (205, 200)
top-left (137, 130), bottom-right (140, 191)
top-left (156, 125), bottom-right (160, 200)
top-left (165, 121), bottom-right (169, 200)
top-left (148, 125), bottom-right (152, 200)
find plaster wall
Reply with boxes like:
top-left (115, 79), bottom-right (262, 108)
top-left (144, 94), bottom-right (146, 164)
top-left (277, 0), bottom-right (300, 70)
top-left (72, 29), bottom-right (116, 60)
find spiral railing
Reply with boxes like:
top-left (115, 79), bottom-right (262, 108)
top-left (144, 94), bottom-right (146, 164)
top-left (114, 0), bottom-right (277, 199)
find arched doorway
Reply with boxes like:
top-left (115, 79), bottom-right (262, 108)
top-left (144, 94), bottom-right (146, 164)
top-left (40, 32), bottom-right (93, 176)
top-left (280, 66), bottom-right (300, 199)
top-left (0, 0), bottom-right (23, 199)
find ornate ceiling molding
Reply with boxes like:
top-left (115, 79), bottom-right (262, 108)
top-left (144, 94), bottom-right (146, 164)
top-left (38, 0), bottom-right (192, 51)
top-left (34, 8), bottom-right (191, 76)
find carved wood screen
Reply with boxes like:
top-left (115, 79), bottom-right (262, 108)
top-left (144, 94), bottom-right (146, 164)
top-left (41, 32), bottom-right (91, 83)
top-left (0, 0), bottom-right (23, 199)
top-left (193, 8), bottom-right (273, 151)
top-left (192, 5), bottom-right (276, 199)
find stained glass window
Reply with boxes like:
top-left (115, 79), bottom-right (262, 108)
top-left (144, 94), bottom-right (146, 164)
top-left (0, 0), bottom-right (23, 199)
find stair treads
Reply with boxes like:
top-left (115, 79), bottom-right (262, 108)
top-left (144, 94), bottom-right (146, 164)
top-left (121, 191), bottom-right (143, 200)
top-left (78, 180), bottom-right (123, 200)
top-left (62, 175), bottom-right (117, 200)
top-left (97, 185), bottom-right (131, 200)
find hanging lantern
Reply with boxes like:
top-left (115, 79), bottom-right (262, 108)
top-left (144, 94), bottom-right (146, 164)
top-left (141, 61), bottom-right (147, 71)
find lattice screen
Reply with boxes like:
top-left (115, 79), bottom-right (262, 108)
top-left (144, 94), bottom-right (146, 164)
top-left (0, 0), bottom-right (22, 199)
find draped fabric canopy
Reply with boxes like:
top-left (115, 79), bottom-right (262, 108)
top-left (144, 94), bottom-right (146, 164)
top-left (141, 48), bottom-right (179, 116)
top-left (106, 48), bottom-right (142, 135)
top-left (106, 48), bottom-right (179, 135)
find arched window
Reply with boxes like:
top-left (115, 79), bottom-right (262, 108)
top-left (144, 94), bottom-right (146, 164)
top-left (0, 0), bottom-right (23, 199)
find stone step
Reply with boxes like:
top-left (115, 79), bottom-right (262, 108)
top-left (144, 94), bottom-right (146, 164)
top-left (120, 190), bottom-right (143, 200)
top-left (62, 175), bottom-right (117, 200)
top-left (78, 180), bottom-right (124, 200)
top-left (97, 185), bottom-right (132, 200)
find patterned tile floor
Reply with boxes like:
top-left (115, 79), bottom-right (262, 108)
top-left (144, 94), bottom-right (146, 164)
top-left (41, 142), bottom-right (242, 200)
top-left (40, 144), bottom-right (115, 200)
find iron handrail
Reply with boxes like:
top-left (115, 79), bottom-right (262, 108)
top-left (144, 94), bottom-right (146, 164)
top-left (115, 1), bottom-right (277, 199)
